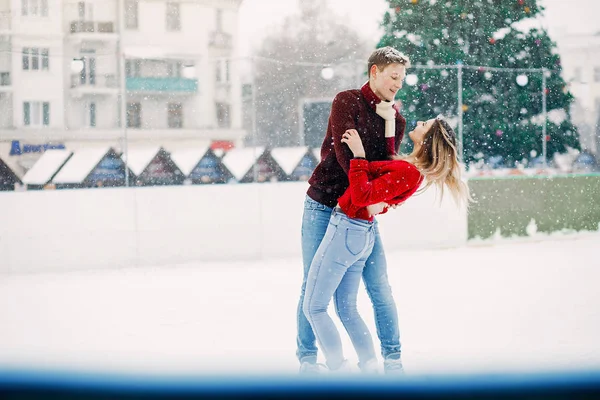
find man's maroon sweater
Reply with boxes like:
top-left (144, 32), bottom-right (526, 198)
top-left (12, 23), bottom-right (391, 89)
top-left (307, 83), bottom-right (407, 208)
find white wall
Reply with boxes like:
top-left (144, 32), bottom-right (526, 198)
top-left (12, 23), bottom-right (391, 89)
top-left (0, 182), bottom-right (467, 273)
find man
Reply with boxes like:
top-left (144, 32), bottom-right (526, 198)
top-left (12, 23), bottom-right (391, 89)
top-left (297, 46), bottom-right (410, 374)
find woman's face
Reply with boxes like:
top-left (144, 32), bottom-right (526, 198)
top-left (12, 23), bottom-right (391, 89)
top-left (408, 118), bottom-right (436, 145)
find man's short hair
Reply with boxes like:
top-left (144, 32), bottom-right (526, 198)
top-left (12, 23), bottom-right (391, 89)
top-left (368, 46), bottom-right (410, 77)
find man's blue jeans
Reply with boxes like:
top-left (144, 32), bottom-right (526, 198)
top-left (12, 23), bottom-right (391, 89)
top-left (297, 195), bottom-right (401, 364)
top-left (303, 208), bottom-right (377, 370)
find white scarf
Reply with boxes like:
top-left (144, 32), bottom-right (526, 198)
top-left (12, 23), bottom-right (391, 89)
top-left (375, 100), bottom-right (396, 139)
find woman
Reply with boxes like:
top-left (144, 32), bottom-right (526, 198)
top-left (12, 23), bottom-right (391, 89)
top-left (302, 116), bottom-right (471, 372)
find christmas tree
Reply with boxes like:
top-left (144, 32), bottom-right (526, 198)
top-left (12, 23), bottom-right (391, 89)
top-left (378, 0), bottom-right (580, 168)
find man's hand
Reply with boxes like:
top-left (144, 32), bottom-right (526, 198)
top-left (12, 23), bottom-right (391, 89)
top-left (341, 129), bottom-right (366, 158)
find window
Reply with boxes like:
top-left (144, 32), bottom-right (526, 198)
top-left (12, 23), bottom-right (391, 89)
top-left (215, 9), bottom-right (222, 31)
top-left (166, 2), bottom-right (180, 31)
top-left (125, 59), bottom-right (141, 77)
top-left (89, 102), bottom-right (96, 127)
top-left (21, 0), bottom-right (48, 16)
top-left (22, 48), bottom-right (29, 70)
top-left (125, 0), bottom-right (138, 29)
top-left (88, 57), bottom-right (96, 84)
top-left (215, 61), bottom-right (222, 82)
top-left (594, 67), bottom-right (600, 83)
top-left (127, 102), bottom-right (141, 128)
top-left (41, 49), bottom-right (49, 70)
top-left (23, 101), bottom-right (50, 126)
top-left (225, 60), bottom-right (230, 82)
top-left (23, 47), bottom-right (49, 71)
top-left (167, 61), bottom-right (182, 78)
top-left (31, 48), bottom-right (39, 70)
top-left (168, 102), bottom-right (183, 128)
top-left (216, 102), bottom-right (230, 128)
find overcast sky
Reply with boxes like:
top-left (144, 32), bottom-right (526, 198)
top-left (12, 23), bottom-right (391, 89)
top-left (238, 0), bottom-right (600, 56)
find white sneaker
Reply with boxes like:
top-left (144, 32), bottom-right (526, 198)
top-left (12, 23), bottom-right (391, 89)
top-left (383, 357), bottom-right (404, 374)
top-left (359, 358), bottom-right (379, 374)
top-left (328, 359), bottom-right (352, 374)
top-left (299, 361), bottom-right (327, 375)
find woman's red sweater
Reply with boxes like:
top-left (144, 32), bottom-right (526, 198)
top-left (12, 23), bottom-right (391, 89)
top-left (337, 159), bottom-right (423, 221)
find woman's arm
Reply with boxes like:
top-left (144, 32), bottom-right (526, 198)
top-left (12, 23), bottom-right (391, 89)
top-left (347, 159), bottom-right (419, 207)
top-left (342, 129), bottom-right (419, 207)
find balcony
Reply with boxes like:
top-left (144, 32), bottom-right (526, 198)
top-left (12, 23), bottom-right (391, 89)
top-left (70, 73), bottom-right (119, 97)
top-left (126, 77), bottom-right (198, 93)
top-left (69, 21), bottom-right (117, 41)
top-left (209, 31), bottom-right (232, 49)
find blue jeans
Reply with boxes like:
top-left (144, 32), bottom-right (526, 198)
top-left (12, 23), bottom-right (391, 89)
top-left (297, 195), bottom-right (401, 364)
top-left (303, 208), bottom-right (377, 370)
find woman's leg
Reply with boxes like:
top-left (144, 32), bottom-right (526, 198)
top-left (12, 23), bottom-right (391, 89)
top-left (335, 232), bottom-right (377, 368)
top-left (303, 213), bottom-right (369, 370)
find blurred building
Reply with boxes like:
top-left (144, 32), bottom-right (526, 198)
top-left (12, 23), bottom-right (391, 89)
top-left (0, 0), bottom-right (245, 171)
top-left (556, 32), bottom-right (600, 158)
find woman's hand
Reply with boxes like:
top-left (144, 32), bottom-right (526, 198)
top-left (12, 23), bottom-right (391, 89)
top-left (341, 129), bottom-right (366, 158)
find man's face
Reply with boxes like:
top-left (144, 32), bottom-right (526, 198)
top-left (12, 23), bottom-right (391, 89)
top-left (370, 63), bottom-right (406, 102)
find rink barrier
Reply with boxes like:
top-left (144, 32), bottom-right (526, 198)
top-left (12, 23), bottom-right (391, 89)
top-left (468, 174), bottom-right (600, 239)
top-left (0, 182), bottom-right (466, 273)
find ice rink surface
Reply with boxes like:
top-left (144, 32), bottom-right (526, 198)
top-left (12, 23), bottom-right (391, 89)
top-left (0, 234), bottom-right (599, 377)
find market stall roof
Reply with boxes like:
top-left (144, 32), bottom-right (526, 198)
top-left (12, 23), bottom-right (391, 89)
top-left (170, 147), bottom-right (211, 177)
top-left (121, 147), bottom-right (162, 176)
top-left (312, 148), bottom-right (321, 163)
top-left (220, 147), bottom-right (265, 181)
top-left (52, 147), bottom-right (113, 184)
top-left (22, 149), bottom-right (72, 185)
top-left (270, 147), bottom-right (310, 176)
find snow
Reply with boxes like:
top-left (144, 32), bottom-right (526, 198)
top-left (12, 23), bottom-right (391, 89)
top-left (270, 147), bottom-right (309, 175)
top-left (220, 147), bottom-right (265, 181)
top-left (0, 234), bottom-right (598, 376)
top-left (21, 149), bottom-right (72, 185)
top-left (122, 147), bottom-right (161, 176)
top-left (52, 147), bottom-right (111, 184)
top-left (170, 147), bottom-right (210, 177)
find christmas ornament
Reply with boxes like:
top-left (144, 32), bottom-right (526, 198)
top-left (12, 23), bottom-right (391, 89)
top-left (462, 104), bottom-right (469, 112)
top-left (489, 38), bottom-right (496, 44)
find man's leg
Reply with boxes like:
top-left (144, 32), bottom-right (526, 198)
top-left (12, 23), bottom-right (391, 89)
top-left (297, 195), bottom-right (333, 365)
top-left (362, 222), bottom-right (402, 363)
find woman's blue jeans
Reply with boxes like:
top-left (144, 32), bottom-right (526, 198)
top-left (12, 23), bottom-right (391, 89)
top-left (303, 208), bottom-right (377, 369)
top-left (297, 195), bottom-right (401, 364)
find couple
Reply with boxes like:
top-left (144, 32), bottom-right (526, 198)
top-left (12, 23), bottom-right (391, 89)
top-left (296, 47), bottom-right (470, 374)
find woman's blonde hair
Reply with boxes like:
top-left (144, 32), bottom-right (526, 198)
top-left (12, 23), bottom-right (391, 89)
top-left (409, 117), bottom-right (472, 207)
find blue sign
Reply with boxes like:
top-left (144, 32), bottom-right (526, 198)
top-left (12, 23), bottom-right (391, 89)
top-left (9, 140), bottom-right (66, 156)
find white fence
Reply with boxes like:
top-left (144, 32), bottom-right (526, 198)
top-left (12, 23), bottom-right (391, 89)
top-left (0, 182), bottom-right (467, 273)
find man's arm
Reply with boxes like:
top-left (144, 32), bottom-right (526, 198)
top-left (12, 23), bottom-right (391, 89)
top-left (329, 92), bottom-right (359, 174)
